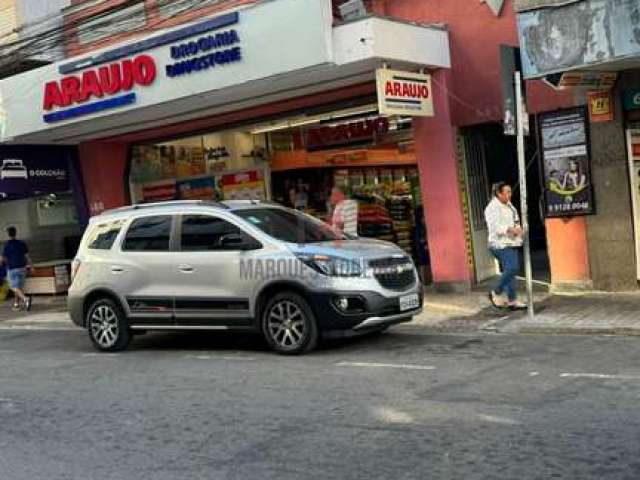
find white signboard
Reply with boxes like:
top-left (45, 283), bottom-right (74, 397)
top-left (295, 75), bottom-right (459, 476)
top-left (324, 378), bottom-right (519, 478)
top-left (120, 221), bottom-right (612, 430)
top-left (0, 0), bottom-right (333, 142)
top-left (376, 69), bottom-right (434, 117)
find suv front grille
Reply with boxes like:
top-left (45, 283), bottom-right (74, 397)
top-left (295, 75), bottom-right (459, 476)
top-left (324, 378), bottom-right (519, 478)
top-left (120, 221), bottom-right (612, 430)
top-left (369, 257), bottom-right (416, 291)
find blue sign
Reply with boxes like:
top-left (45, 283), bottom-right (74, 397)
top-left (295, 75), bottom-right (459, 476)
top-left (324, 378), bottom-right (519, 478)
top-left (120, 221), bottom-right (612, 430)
top-left (166, 29), bottom-right (242, 78)
top-left (0, 145), bottom-right (73, 199)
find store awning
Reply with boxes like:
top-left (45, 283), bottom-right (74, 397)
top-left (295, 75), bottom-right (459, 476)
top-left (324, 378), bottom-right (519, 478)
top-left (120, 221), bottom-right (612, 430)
top-left (0, 0), bottom-right (449, 145)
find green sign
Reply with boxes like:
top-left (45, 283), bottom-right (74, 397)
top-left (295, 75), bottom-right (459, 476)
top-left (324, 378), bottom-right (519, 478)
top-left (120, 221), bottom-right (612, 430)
top-left (623, 90), bottom-right (640, 111)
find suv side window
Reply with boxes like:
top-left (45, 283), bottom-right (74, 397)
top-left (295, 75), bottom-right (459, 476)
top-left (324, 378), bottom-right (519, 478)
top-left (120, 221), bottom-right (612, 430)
top-left (122, 215), bottom-right (172, 251)
top-left (87, 220), bottom-right (125, 250)
top-left (181, 215), bottom-right (246, 251)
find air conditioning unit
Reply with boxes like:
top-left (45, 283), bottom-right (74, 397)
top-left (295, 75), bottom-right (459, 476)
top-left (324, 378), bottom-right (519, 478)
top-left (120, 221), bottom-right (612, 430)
top-left (339, 0), bottom-right (367, 21)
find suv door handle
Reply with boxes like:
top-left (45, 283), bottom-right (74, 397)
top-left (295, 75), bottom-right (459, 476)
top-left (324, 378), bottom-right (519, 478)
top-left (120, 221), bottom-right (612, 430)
top-left (111, 266), bottom-right (124, 274)
top-left (179, 264), bottom-right (194, 273)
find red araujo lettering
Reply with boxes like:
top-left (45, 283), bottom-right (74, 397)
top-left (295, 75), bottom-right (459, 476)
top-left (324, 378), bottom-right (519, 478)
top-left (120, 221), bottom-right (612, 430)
top-left (385, 81), bottom-right (429, 99)
top-left (43, 55), bottom-right (157, 111)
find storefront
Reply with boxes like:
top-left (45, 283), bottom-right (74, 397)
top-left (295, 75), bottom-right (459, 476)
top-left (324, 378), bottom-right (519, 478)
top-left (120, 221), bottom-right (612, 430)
top-left (0, 145), bottom-right (87, 294)
top-left (123, 101), bottom-right (431, 279)
top-left (0, 0), bottom-right (455, 288)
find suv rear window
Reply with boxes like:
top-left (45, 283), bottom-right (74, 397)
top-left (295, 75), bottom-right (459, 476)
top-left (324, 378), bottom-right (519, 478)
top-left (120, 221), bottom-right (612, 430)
top-left (87, 220), bottom-right (125, 250)
top-left (122, 215), bottom-right (172, 251)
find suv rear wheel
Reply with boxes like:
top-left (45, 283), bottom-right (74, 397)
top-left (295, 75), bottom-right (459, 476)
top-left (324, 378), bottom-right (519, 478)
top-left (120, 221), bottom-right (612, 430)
top-left (262, 292), bottom-right (318, 355)
top-left (87, 298), bottom-right (131, 352)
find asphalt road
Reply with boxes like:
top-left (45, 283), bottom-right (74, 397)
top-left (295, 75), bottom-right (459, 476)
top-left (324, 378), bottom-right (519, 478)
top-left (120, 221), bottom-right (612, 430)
top-left (1, 328), bottom-right (640, 480)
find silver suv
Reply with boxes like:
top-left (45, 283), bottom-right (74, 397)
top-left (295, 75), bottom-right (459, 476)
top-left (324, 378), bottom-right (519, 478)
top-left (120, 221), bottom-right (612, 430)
top-left (68, 200), bottom-right (423, 354)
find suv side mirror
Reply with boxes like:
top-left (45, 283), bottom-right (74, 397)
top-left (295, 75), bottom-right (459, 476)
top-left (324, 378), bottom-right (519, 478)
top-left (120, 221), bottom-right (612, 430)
top-left (220, 233), bottom-right (262, 251)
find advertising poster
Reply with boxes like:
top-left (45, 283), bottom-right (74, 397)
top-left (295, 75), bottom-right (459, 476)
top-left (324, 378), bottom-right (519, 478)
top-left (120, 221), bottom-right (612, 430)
top-left (221, 170), bottom-right (265, 200)
top-left (159, 145), bottom-right (176, 179)
top-left (175, 147), bottom-right (192, 178)
top-left (190, 147), bottom-right (206, 176)
top-left (142, 180), bottom-right (177, 203)
top-left (0, 145), bottom-right (71, 198)
top-left (539, 107), bottom-right (595, 217)
top-left (177, 177), bottom-right (218, 201)
top-left (131, 146), bottom-right (163, 183)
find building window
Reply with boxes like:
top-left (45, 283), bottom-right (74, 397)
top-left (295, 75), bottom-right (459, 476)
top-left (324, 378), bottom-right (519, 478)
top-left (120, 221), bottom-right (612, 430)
top-left (76, 2), bottom-right (147, 45)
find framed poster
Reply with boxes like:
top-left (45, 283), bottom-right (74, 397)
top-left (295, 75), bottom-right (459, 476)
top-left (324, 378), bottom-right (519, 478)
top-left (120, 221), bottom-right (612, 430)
top-left (539, 107), bottom-right (595, 217)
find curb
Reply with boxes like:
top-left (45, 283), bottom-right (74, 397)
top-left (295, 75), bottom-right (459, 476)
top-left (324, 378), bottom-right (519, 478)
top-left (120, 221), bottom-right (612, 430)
top-left (500, 325), bottom-right (640, 336)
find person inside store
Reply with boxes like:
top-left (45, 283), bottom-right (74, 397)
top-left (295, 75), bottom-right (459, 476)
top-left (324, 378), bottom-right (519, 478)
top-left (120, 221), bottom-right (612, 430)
top-left (331, 185), bottom-right (359, 237)
top-left (294, 180), bottom-right (309, 211)
top-left (3, 226), bottom-right (33, 311)
top-left (484, 182), bottom-right (526, 310)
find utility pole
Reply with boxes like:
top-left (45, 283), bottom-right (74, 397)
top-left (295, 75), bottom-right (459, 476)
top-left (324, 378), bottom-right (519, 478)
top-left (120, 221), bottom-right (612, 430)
top-left (514, 71), bottom-right (534, 321)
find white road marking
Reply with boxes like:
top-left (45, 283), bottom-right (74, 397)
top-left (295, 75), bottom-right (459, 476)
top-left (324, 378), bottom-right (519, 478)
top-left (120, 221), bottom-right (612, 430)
top-left (373, 407), bottom-right (414, 424)
top-left (560, 373), bottom-right (640, 380)
top-left (529, 372), bottom-right (540, 377)
top-left (477, 414), bottom-right (521, 426)
top-left (336, 361), bottom-right (435, 371)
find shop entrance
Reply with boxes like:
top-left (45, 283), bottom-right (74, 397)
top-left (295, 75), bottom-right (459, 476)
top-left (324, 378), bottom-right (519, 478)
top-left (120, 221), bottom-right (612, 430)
top-left (127, 104), bottom-right (433, 284)
top-left (462, 122), bottom-right (551, 284)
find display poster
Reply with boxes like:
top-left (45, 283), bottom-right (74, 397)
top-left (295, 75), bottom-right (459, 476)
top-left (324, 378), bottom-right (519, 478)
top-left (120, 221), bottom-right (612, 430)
top-left (221, 169), bottom-right (266, 200)
top-left (131, 146), bottom-right (163, 183)
top-left (159, 145), bottom-right (176, 179)
top-left (142, 180), bottom-right (177, 203)
top-left (190, 147), bottom-right (206, 176)
top-left (175, 147), bottom-right (192, 178)
top-left (177, 177), bottom-right (218, 201)
top-left (0, 145), bottom-right (72, 199)
top-left (539, 107), bottom-right (595, 217)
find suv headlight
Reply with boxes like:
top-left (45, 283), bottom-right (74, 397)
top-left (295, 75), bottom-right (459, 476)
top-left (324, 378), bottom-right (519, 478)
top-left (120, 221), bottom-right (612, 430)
top-left (296, 254), bottom-right (362, 277)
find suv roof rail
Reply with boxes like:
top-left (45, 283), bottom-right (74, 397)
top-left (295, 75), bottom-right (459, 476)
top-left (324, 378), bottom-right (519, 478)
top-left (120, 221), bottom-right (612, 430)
top-left (101, 200), bottom-right (229, 216)
top-left (222, 199), bottom-right (281, 207)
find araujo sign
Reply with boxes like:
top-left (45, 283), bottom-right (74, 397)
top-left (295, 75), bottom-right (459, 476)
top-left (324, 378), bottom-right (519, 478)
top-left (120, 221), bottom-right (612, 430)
top-left (42, 11), bottom-right (242, 123)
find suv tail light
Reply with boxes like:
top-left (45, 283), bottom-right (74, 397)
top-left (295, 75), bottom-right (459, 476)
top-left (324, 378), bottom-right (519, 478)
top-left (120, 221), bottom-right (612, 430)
top-left (71, 259), bottom-right (82, 282)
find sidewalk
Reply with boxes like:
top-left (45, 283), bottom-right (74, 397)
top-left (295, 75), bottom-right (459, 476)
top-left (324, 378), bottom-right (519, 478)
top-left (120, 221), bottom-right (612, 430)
top-left (410, 279), bottom-right (640, 336)
top-left (0, 286), bottom-right (639, 336)
top-left (0, 295), bottom-right (73, 329)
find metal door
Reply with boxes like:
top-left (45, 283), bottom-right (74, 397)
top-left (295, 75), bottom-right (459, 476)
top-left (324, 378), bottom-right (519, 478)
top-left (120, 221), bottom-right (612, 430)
top-left (461, 132), bottom-right (498, 282)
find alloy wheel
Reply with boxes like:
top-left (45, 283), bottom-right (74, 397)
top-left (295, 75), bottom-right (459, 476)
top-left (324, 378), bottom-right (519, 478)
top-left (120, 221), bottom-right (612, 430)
top-left (267, 300), bottom-right (307, 349)
top-left (90, 305), bottom-right (119, 349)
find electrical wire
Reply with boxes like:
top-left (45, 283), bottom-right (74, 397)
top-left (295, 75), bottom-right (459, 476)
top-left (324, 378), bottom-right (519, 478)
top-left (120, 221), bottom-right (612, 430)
top-left (0, 0), bottom-right (239, 67)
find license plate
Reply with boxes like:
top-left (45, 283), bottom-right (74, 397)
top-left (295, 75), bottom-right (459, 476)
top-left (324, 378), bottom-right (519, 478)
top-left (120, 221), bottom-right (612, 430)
top-left (399, 294), bottom-right (420, 312)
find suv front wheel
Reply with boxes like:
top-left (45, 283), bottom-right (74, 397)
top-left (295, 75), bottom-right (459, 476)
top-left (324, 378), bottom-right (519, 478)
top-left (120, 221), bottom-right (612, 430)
top-left (262, 292), bottom-right (318, 355)
top-left (87, 298), bottom-right (131, 352)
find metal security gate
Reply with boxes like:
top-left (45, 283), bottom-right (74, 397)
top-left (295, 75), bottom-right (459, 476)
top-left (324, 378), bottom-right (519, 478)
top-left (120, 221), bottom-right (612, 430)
top-left (461, 131), bottom-right (498, 283)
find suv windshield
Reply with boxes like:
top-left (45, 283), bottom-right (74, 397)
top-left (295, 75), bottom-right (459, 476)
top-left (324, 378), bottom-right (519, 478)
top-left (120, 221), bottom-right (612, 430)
top-left (234, 207), bottom-right (346, 243)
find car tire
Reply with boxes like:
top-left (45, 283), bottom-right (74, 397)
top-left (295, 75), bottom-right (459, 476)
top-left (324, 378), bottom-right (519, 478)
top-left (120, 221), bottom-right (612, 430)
top-left (87, 298), bottom-right (131, 352)
top-left (261, 291), bottom-right (318, 355)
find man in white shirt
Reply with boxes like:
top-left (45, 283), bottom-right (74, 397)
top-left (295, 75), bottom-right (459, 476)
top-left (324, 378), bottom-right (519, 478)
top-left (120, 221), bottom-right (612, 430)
top-left (484, 182), bottom-right (526, 310)
top-left (332, 198), bottom-right (359, 237)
